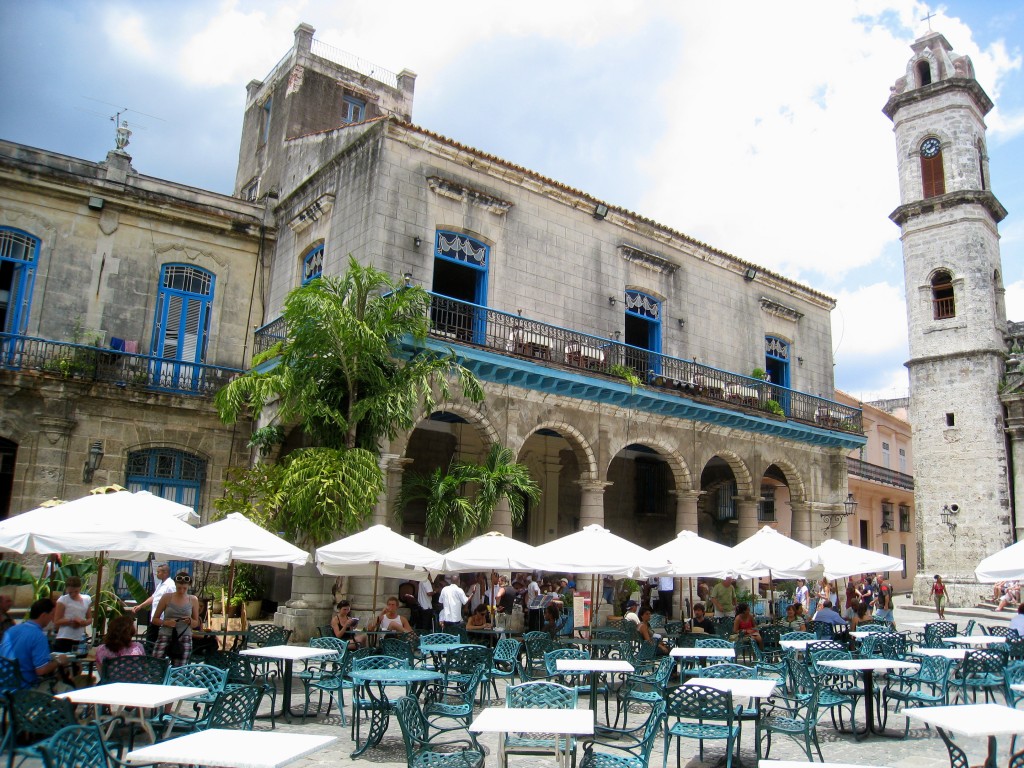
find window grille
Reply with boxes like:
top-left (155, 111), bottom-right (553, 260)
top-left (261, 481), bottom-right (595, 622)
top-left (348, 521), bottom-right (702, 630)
top-left (899, 504), bottom-right (911, 533)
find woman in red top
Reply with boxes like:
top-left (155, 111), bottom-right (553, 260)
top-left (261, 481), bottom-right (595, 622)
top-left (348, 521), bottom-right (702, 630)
top-left (733, 603), bottom-right (762, 648)
top-left (930, 574), bottom-right (948, 619)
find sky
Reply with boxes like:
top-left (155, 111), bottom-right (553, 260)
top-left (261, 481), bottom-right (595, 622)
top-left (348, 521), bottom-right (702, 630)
top-left (1, 1), bottom-right (1022, 402)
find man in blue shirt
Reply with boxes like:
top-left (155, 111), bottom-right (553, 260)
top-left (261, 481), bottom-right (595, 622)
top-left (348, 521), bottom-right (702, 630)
top-left (0, 598), bottom-right (69, 689)
top-left (812, 600), bottom-right (848, 627)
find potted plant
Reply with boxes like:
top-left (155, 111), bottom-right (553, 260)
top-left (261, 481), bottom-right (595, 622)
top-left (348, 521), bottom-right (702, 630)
top-left (232, 563), bottom-right (266, 621)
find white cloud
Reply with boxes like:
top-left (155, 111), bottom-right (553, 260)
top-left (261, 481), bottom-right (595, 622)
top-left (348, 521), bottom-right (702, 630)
top-left (1005, 278), bottom-right (1024, 323)
top-left (844, 366), bottom-right (910, 403)
top-left (831, 282), bottom-right (908, 358)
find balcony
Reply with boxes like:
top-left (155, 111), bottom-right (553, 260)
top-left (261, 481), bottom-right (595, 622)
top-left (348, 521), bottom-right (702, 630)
top-left (847, 457), bottom-right (914, 490)
top-left (0, 333), bottom-right (242, 397)
top-left (253, 294), bottom-right (864, 441)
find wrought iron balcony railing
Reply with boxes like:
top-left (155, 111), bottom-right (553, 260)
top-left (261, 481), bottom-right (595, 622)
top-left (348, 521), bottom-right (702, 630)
top-left (0, 333), bottom-right (242, 397)
top-left (252, 294), bottom-right (863, 433)
top-left (847, 457), bottom-right (914, 490)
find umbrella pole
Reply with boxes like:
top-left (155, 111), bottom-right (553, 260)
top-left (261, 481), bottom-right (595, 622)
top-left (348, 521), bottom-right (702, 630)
top-left (93, 552), bottom-right (106, 639)
top-left (769, 569), bottom-right (774, 620)
top-left (688, 578), bottom-right (694, 621)
top-left (372, 562), bottom-right (379, 615)
top-left (224, 561), bottom-right (237, 649)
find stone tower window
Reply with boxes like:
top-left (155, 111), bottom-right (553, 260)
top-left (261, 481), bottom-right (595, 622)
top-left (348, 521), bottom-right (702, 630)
top-left (916, 60), bottom-right (932, 86)
top-left (920, 138), bottom-right (945, 198)
top-left (931, 270), bottom-right (955, 319)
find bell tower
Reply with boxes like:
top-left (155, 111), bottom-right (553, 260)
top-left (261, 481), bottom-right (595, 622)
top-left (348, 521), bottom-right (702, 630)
top-left (884, 32), bottom-right (1013, 605)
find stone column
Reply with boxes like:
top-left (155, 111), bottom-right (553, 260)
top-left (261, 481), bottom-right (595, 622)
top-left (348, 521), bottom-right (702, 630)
top-left (1006, 420), bottom-right (1024, 541)
top-left (789, 501), bottom-right (813, 546)
top-left (578, 479), bottom-right (611, 529)
top-left (674, 490), bottom-right (701, 533)
top-left (735, 496), bottom-right (759, 542)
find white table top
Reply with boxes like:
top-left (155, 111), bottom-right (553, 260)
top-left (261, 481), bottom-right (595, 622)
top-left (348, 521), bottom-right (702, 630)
top-left (556, 659), bottom-right (633, 673)
top-left (849, 630), bottom-right (884, 638)
top-left (670, 647), bottom-right (735, 658)
top-left (240, 645), bottom-right (339, 661)
top-left (902, 621), bottom-right (931, 629)
top-left (1012, 683), bottom-right (1024, 694)
top-left (759, 762), bottom-right (893, 768)
top-left (904, 703), bottom-right (1024, 737)
top-left (126, 729), bottom-right (337, 768)
top-left (57, 682), bottom-right (208, 708)
top-left (817, 659), bottom-right (919, 673)
top-left (470, 707), bottom-right (594, 735)
top-left (913, 647), bottom-right (968, 660)
top-left (779, 639), bottom-right (812, 651)
top-left (686, 677), bottom-right (777, 698)
top-left (943, 635), bottom-right (1005, 646)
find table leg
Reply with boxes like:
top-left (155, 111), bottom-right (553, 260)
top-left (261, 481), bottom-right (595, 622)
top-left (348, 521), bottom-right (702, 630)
top-left (351, 682), bottom-right (391, 758)
top-left (863, 670), bottom-right (876, 735)
top-left (588, 671), bottom-right (598, 715)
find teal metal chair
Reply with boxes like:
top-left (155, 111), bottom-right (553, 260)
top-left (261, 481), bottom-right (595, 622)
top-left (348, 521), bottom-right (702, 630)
top-left (756, 657), bottom-right (824, 762)
top-left (37, 724), bottom-right (134, 768)
top-left (950, 649), bottom-right (1005, 704)
top-left (6, 690), bottom-right (81, 768)
top-left (350, 655), bottom-right (410, 744)
top-left (205, 649), bottom-right (280, 728)
top-left (503, 681), bottom-right (578, 768)
top-left (881, 655), bottom-right (953, 738)
top-left (487, 638), bottom-right (521, 699)
top-left (297, 638), bottom-right (350, 725)
top-left (545, 648), bottom-right (610, 724)
top-left (423, 665), bottom-right (486, 729)
top-left (663, 684), bottom-right (738, 768)
top-left (392, 696), bottom-right (484, 768)
top-left (613, 657), bottom-right (672, 729)
top-left (579, 698), bottom-right (665, 768)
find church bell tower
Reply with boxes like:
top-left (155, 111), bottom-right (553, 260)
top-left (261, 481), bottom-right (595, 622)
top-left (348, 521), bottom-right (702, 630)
top-left (884, 32), bottom-right (1013, 604)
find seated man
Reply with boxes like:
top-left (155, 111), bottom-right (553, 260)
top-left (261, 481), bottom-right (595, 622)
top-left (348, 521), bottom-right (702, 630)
top-left (0, 598), bottom-right (71, 690)
top-left (812, 599), bottom-right (848, 627)
top-left (687, 602), bottom-right (716, 634)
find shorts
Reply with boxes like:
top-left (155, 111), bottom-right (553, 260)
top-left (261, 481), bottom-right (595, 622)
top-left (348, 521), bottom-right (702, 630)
top-left (153, 630), bottom-right (193, 666)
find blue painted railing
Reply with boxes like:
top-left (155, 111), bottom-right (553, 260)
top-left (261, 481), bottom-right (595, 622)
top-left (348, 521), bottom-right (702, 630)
top-left (253, 294), bottom-right (862, 433)
top-left (0, 333), bottom-right (242, 397)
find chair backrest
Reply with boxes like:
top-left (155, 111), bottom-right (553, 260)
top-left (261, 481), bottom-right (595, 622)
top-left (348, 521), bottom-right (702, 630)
top-left (203, 650), bottom-right (257, 684)
top-left (317, 624), bottom-right (334, 638)
top-left (165, 662), bottom-right (229, 694)
top-left (874, 632), bottom-right (907, 660)
top-left (393, 696), bottom-right (429, 758)
top-left (100, 654), bottom-right (169, 684)
top-left (445, 644), bottom-right (491, 675)
top-left (506, 680), bottom-right (577, 709)
top-left (310, 636), bottom-right (348, 654)
top-left (961, 619), bottom-right (977, 636)
top-left (696, 637), bottom-right (733, 649)
top-left (38, 723), bottom-right (111, 768)
top-left (1005, 662), bottom-right (1024, 707)
top-left (962, 649), bottom-right (1005, 676)
top-left (785, 654), bottom-right (816, 695)
top-left (492, 638), bottom-right (522, 668)
top-left (665, 683), bottom-right (734, 723)
top-left (0, 657), bottom-right (22, 695)
top-left (593, 628), bottom-right (629, 642)
top-left (8, 690), bottom-right (78, 742)
top-left (854, 622), bottom-right (883, 634)
top-left (246, 625), bottom-right (292, 647)
top-left (915, 656), bottom-right (954, 690)
top-left (811, 621), bottom-right (835, 639)
top-left (924, 622), bottom-right (958, 647)
top-left (352, 654), bottom-right (407, 672)
top-left (648, 613), bottom-right (666, 629)
top-left (714, 616), bottom-right (734, 637)
top-left (700, 663), bottom-right (753, 679)
top-left (380, 636), bottom-right (416, 664)
top-left (523, 634), bottom-right (557, 672)
top-left (806, 640), bottom-right (846, 658)
top-left (420, 633), bottom-right (460, 646)
top-left (206, 684), bottom-right (264, 730)
top-left (760, 625), bottom-right (782, 650)
top-left (543, 648), bottom-right (588, 677)
top-left (781, 631), bottom-right (814, 641)
top-left (632, 699), bottom-right (666, 760)
top-left (985, 625), bottom-right (1012, 638)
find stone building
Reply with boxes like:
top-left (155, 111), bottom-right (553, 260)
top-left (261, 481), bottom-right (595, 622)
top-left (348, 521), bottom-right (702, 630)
top-left (0, 141), bottom-right (262, 527)
top-left (885, 32), bottom-right (1016, 605)
top-left (837, 392), bottom-right (916, 593)
top-left (238, 26), bottom-right (865, 634)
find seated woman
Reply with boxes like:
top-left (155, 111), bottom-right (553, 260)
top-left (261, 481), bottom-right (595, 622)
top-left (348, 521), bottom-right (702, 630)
top-left (733, 603), bottom-right (763, 648)
top-left (331, 600), bottom-right (364, 650)
top-left (369, 596), bottom-right (413, 634)
top-left (849, 600), bottom-right (873, 631)
top-left (636, 607), bottom-right (672, 655)
top-left (466, 604), bottom-right (492, 631)
top-left (542, 604), bottom-right (562, 638)
top-left (95, 614), bottom-right (145, 670)
top-left (782, 603), bottom-right (806, 631)
top-left (793, 601), bottom-right (809, 628)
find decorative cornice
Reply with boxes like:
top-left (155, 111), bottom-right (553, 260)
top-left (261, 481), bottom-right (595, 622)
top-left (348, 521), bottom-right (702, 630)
top-left (618, 244), bottom-right (678, 274)
top-left (883, 77), bottom-right (993, 119)
top-left (427, 176), bottom-right (512, 215)
top-left (288, 193), bottom-right (335, 233)
top-left (760, 297), bottom-right (804, 322)
top-left (889, 189), bottom-right (1007, 226)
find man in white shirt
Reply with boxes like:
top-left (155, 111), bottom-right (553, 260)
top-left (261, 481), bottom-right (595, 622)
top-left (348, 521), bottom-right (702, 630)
top-left (438, 578), bottom-right (469, 630)
top-left (416, 577), bottom-right (435, 632)
top-left (623, 600), bottom-right (640, 624)
top-left (658, 576), bottom-right (675, 619)
top-left (1009, 603), bottom-right (1024, 636)
top-left (526, 573), bottom-right (542, 631)
top-left (131, 562), bottom-right (175, 644)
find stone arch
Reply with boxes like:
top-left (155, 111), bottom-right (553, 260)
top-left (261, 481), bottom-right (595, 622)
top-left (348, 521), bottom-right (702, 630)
top-left (520, 420), bottom-right (598, 480)
top-left (605, 435), bottom-right (692, 492)
top-left (697, 449), bottom-right (754, 496)
top-left (758, 457), bottom-right (807, 504)
top-left (391, 402), bottom-right (501, 458)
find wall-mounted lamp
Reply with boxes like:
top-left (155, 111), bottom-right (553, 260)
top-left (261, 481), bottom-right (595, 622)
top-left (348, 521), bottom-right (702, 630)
top-left (612, 330), bottom-right (621, 341)
top-left (677, 318), bottom-right (685, 329)
top-left (593, 203), bottom-right (609, 220)
top-left (403, 272), bottom-right (413, 288)
top-left (413, 236), bottom-right (422, 248)
top-left (821, 492), bottom-right (857, 531)
top-left (940, 503), bottom-right (959, 538)
top-left (744, 267), bottom-right (757, 281)
top-left (880, 518), bottom-right (893, 534)
top-left (609, 295), bottom-right (617, 306)
top-left (83, 441), bottom-right (104, 484)
top-left (797, 356), bottom-right (804, 365)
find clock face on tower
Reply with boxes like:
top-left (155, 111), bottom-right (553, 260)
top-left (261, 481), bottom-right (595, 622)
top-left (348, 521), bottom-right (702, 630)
top-left (921, 137), bottom-right (941, 158)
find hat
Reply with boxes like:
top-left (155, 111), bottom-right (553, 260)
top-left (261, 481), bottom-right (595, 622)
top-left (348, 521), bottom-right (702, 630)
top-left (626, 599), bottom-right (638, 608)
top-left (560, 578), bottom-right (569, 584)
top-left (153, 561), bottom-right (169, 569)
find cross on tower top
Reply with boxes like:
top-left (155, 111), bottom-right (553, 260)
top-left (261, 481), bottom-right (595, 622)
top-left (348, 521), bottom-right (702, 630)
top-left (922, 11), bottom-right (936, 32)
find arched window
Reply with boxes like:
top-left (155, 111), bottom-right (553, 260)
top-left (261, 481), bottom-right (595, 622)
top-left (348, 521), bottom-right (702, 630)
top-left (150, 264), bottom-right (215, 391)
top-left (0, 227), bottom-right (40, 336)
top-left (301, 244), bottom-right (323, 284)
top-left (931, 270), bottom-right (955, 319)
top-left (920, 137), bottom-right (945, 199)
top-left (916, 60), bottom-right (932, 87)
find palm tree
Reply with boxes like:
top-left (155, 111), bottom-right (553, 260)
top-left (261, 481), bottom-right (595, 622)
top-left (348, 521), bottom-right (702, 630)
top-left (399, 444), bottom-right (541, 545)
top-left (216, 256), bottom-right (483, 547)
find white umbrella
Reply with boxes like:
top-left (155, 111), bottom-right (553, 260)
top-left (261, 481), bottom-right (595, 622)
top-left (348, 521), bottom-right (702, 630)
top-left (315, 525), bottom-right (445, 612)
top-left (975, 539), bottom-right (1024, 582)
top-left (0, 491), bottom-right (230, 564)
top-left (440, 531), bottom-right (543, 573)
top-left (532, 524), bottom-right (663, 578)
top-left (813, 538), bottom-right (903, 580)
top-left (199, 513), bottom-right (309, 569)
top-left (646, 530), bottom-right (753, 579)
top-left (732, 525), bottom-right (819, 577)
